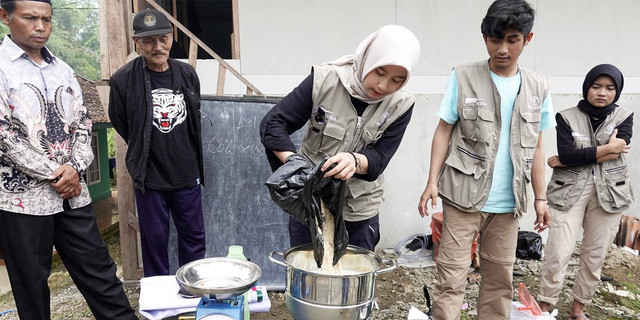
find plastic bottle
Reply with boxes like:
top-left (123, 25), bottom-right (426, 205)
top-left (227, 245), bottom-right (246, 260)
top-left (227, 245), bottom-right (250, 320)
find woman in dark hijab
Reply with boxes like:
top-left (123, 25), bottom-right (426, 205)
top-left (537, 64), bottom-right (634, 320)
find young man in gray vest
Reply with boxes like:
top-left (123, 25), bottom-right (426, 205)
top-left (417, 0), bottom-right (554, 318)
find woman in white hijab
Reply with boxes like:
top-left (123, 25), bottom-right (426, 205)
top-left (260, 25), bottom-right (421, 251)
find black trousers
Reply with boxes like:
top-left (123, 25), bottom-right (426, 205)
top-left (0, 203), bottom-right (136, 320)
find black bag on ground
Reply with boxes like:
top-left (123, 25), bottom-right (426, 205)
top-left (516, 230), bottom-right (543, 260)
top-left (265, 154), bottom-right (348, 267)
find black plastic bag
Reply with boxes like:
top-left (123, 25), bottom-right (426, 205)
top-left (515, 230), bottom-right (542, 260)
top-left (265, 154), bottom-right (348, 267)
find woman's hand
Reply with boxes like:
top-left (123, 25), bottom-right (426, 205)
top-left (607, 129), bottom-right (630, 154)
top-left (321, 152), bottom-right (358, 180)
top-left (547, 155), bottom-right (565, 168)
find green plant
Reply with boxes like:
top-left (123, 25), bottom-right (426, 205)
top-left (618, 297), bottom-right (640, 310)
top-left (107, 128), bottom-right (115, 158)
top-left (621, 282), bottom-right (640, 296)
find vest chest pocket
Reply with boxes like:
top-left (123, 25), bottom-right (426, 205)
top-left (595, 131), bottom-right (611, 147)
top-left (602, 165), bottom-right (633, 210)
top-left (547, 167), bottom-right (580, 208)
top-left (520, 112), bottom-right (541, 148)
top-left (361, 127), bottom-right (383, 149)
top-left (459, 107), bottom-right (494, 143)
top-left (316, 121), bottom-right (346, 157)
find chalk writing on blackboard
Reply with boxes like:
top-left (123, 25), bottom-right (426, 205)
top-left (167, 96), bottom-right (305, 291)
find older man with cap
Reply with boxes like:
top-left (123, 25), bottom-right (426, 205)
top-left (0, 1), bottom-right (136, 319)
top-left (109, 9), bottom-right (205, 277)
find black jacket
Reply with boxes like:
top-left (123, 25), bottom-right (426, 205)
top-left (108, 57), bottom-right (204, 192)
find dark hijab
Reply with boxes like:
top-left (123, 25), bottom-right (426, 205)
top-left (578, 64), bottom-right (624, 121)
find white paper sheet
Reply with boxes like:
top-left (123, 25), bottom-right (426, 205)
top-left (138, 276), bottom-right (200, 320)
top-left (138, 276), bottom-right (272, 319)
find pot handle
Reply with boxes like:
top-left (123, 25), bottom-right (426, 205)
top-left (269, 251), bottom-right (288, 268)
top-left (375, 259), bottom-right (397, 275)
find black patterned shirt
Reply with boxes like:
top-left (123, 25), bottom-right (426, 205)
top-left (0, 35), bottom-right (93, 215)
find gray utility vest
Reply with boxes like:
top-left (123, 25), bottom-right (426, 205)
top-left (438, 60), bottom-right (549, 218)
top-left (547, 106), bottom-right (634, 213)
top-left (299, 65), bottom-right (415, 221)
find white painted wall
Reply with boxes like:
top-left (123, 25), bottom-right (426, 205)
top-left (195, 0), bottom-right (640, 248)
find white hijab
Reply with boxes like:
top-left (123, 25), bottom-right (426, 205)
top-left (322, 25), bottom-right (421, 103)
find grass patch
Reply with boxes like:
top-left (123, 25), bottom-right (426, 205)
top-left (618, 296), bottom-right (640, 310)
top-left (601, 290), bottom-right (640, 312)
top-left (621, 282), bottom-right (640, 296)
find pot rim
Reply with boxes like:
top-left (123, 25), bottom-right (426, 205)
top-left (271, 244), bottom-right (396, 277)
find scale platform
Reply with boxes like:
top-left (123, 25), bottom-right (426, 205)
top-left (176, 257), bottom-right (262, 320)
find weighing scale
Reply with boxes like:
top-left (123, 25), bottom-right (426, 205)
top-left (176, 257), bottom-right (262, 320)
top-left (194, 295), bottom-right (244, 320)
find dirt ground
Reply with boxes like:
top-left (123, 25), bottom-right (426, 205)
top-left (1, 230), bottom-right (640, 319)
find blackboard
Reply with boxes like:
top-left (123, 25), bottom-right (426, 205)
top-left (168, 95), bottom-right (304, 291)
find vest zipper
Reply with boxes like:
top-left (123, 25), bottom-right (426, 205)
top-left (605, 165), bottom-right (627, 173)
top-left (347, 116), bottom-right (362, 152)
top-left (590, 124), bottom-right (599, 201)
top-left (559, 167), bottom-right (581, 175)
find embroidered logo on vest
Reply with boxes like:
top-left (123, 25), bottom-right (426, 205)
top-left (465, 97), bottom-right (488, 107)
top-left (571, 131), bottom-right (589, 142)
top-left (312, 105), bottom-right (336, 123)
top-left (605, 123), bottom-right (616, 136)
top-left (376, 112), bottom-right (389, 127)
top-left (529, 96), bottom-right (541, 110)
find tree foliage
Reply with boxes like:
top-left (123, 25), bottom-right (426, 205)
top-left (0, 0), bottom-right (100, 80)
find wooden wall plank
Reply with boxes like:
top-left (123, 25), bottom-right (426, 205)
top-left (188, 39), bottom-right (198, 69)
top-left (99, 0), bottom-right (143, 280)
top-left (231, 0), bottom-right (240, 59)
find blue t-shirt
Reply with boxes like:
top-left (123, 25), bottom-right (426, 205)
top-left (438, 69), bottom-right (555, 213)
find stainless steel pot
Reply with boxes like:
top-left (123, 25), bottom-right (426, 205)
top-left (270, 244), bottom-right (396, 320)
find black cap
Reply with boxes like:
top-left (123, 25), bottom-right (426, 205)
top-left (132, 9), bottom-right (173, 38)
top-left (1, 0), bottom-right (51, 4)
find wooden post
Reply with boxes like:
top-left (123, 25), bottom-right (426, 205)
top-left (188, 38), bottom-right (198, 69)
top-left (231, 0), bottom-right (240, 59)
top-left (98, 0), bottom-right (110, 81)
top-left (172, 0), bottom-right (178, 39)
top-left (145, 0), bottom-right (263, 95)
top-left (99, 0), bottom-right (143, 280)
top-left (217, 65), bottom-right (226, 95)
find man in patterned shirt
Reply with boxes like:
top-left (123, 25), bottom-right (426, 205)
top-left (0, 1), bottom-right (136, 319)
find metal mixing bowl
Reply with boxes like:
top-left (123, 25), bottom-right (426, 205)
top-left (176, 257), bottom-right (262, 299)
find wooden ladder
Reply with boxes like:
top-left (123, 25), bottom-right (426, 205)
top-left (145, 0), bottom-right (262, 96)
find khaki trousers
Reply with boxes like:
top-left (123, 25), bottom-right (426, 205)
top-left (433, 202), bottom-right (519, 320)
top-left (538, 179), bottom-right (621, 305)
